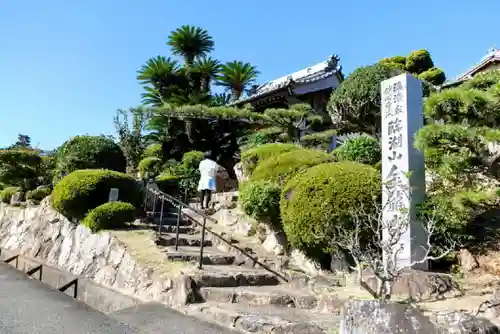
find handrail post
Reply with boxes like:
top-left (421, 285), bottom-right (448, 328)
top-left (26, 264), bottom-right (43, 281)
top-left (143, 187), bottom-right (149, 211)
top-left (198, 217), bottom-right (206, 270)
top-left (152, 193), bottom-right (157, 217)
top-left (175, 204), bottom-right (181, 251)
top-left (158, 197), bottom-right (164, 236)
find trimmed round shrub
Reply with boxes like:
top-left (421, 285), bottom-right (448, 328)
top-left (418, 67), bottom-right (446, 86)
top-left (405, 49), bottom-right (434, 74)
top-left (241, 143), bottom-right (300, 175)
top-left (333, 135), bottom-right (381, 166)
top-left (26, 186), bottom-right (52, 202)
top-left (138, 157), bottom-right (162, 179)
top-left (82, 201), bottom-right (136, 232)
top-left (280, 162), bottom-right (380, 255)
top-left (238, 181), bottom-right (281, 230)
top-left (52, 169), bottom-right (141, 220)
top-left (251, 149), bottom-right (334, 186)
top-left (0, 186), bottom-right (20, 204)
top-left (53, 135), bottom-right (126, 183)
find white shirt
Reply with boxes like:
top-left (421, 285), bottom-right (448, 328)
top-left (197, 159), bottom-right (219, 191)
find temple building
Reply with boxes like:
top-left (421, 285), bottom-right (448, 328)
top-left (230, 55), bottom-right (344, 118)
top-left (442, 47), bottom-right (500, 89)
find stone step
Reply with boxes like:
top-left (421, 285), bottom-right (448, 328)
top-left (159, 225), bottom-right (197, 235)
top-left (186, 302), bottom-right (340, 333)
top-left (152, 215), bottom-right (191, 226)
top-left (186, 265), bottom-right (282, 288)
top-left (200, 285), bottom-right (318, 309)
top-left (163, 247), bottom-right (236, 266)
top-left (156, 234), bottom-right (212, 247)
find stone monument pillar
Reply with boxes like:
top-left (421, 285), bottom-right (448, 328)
top-left (381, 73), bottom-right (427, 270)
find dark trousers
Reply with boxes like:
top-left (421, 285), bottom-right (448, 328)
top-left (200, 189), bottom-right (212, 208)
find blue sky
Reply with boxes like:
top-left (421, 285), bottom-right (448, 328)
top-left (1, 1), bottom-right (498, 149)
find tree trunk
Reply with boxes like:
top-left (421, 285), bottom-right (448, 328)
top-left (230, 88), bottom-right (241, 103)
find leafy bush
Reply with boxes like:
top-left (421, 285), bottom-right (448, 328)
top-left (238, 181), bottom-right (281, 230)
top-left (0, 149), bottom-right (42, 190)
top-left (419, 187), bottom-right (500, 251)
top-left (26, 187), bottom-right (52, 202)
top-left (143, 143), bottom-right (163, 160)
top-left (379, 55), bottom-right (406, 70)
top-left (52, 169), bottom-right (140, 221)
top-left (462, 70), bottom-right (500, 91)
top-left (280, 162), bottom-right (380, 256)
top-left (82, 201), bottom-right (136, 232)
top-left (418, 67), bottom-right (446, 86)
top-left (405, 49), bottom-right (434, 74)
top-left (138, 157), bottom-right (162, 179)
top-left (414, 124), bottom-right (497, 184)
top-left (333, 135), bottom-right (381, 166)
top-left (38, 154), bottom-right (56, 186)
top-left (241, 143), bottom-right (300, 175)
top-left (300, 129), bottom-right (337, 151)
top-left (241, 127), bottom-right (285, 151)
top-left (182, 151), bottom-right (204, 170)
top-left (251, 149), bottom-right (334, 186)
top-left (328, 63), bottom-right (402, 136)
top-left (53, 135), bottom-right (126, 183)
top-left (0, 186), bottom-right (20, 204)
top-left (424, 87), bottom-right (498, 127)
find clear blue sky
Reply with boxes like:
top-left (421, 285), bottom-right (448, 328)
top-left (1, 1), bottom-right (498, 149)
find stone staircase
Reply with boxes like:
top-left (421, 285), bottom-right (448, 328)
top-left (145, 197), bottom-right (343, 333)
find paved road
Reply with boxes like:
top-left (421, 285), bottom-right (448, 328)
top-left (0, 262), bottom-right (237, 333)
top-left (0, 262), bottom-right (135, 333)
top-left (109, 303), bottom-right (238, 334)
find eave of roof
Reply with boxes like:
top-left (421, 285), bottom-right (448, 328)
top-left (443, 48), bottom-right (500, 87)
top-left (230, 55), bottom-right (342, 106)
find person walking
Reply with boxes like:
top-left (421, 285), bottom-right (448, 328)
top-left (197, 152), bottom-right (220, 209)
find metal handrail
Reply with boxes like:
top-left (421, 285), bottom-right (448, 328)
top-left (143, 185), bottom-right (288, 282)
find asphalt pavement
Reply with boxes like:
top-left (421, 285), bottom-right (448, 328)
top-left (0, 262), bottom-right (236, 333)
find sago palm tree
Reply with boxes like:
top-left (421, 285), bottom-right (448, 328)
top-left (210, 93), bottom-right (231, 106)
top-left (137, 56), bottom-right (189, 106)
top-left (192, 56), bottom-right (221, 92)
top-left (167, 25), bottom-right (214, 66)
top-left (216, 61), bottom-right (260, 102)
top-left (137, 55), bottom-right (179, 86)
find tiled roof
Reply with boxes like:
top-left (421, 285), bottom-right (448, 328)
top-left (442, 47), bottom-right (500, 87)
top-left (231, 55), bottom-right (342, 105)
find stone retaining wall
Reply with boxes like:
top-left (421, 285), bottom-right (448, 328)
top-left (0, 198), bottom-right (190, 310)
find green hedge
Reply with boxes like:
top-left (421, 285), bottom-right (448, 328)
top-left (82, 201), bottom-right (136, 232)
top-left (52, 169), bottom-right (140, 220)
top-left (241, 143), bottom-right (300, 175)
top-left (333, 135), bottom-right (381, 166)
top-left (26, 187), bottom-right (52, 202)
top-left (280, 162), bottom-right (380, 256)
top-left (0, 186), bottom-right (20, 204)
top-left (251, 149), bottom-right (334, 186)
top-left (155, 173), bottom-right (182, 194)
top-left (238, 181), bottom-right (281, 230)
